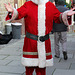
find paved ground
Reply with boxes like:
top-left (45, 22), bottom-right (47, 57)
top-left (0, 33), bottom-right (75, 75)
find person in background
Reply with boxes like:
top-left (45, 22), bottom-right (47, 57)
top-left (53, 0), bottom-right (69, 60)
top-left (71, 0), bottom-right (75, 8)
top-left (52, 0), bottom-right (55, 5)
top-left (49, 0), bottom-right (55, 5)
top-left (4, 0), bottom-right (75, 75)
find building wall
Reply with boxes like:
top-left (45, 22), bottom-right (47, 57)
top-left (0, 0), bottom-right (26, 34)
top-left (0, 0), bottom-right (14, 33)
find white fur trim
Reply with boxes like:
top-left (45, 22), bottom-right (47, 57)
top-left (8, 8), bottom-right (18, 21)
top-left (37, 3), bottom-right (46, 68)
top-left (71, 15), bottom-right (74, 25)
top-left (31, 0), bottom-right (49, 5)
top-left (46, 58), bottom-right (53, 67)
top-left (21, 57), bottom-right (53, 68)
top-left (21, 57), bottom-right (38, 66)
top-left (62, 10), bottom-right (70, 26)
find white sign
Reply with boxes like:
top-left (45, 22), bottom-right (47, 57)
top-left (66, 0), bottom-right (70, 4)
top-left (15, 4), bottom-right (18, 9)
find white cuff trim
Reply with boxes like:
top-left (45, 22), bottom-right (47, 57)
top-left (62, 10), bottom-right (70, 26)
top-left (8, 8), bottom-right (18, 21)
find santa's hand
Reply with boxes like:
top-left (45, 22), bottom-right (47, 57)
top-left (4, 3), bottom-right (13, 12)
top-left (67, 7), bottom-right (75, 16)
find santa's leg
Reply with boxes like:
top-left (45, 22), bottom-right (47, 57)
top-left (35, 67), bottom-right (46, 75)
top-left (25, 67), bottom-right (34, 75)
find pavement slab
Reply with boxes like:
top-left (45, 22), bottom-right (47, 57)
top-left (53, 63), bottom-right (70, 69)
top-left (53, 69), bottom-right (75, 75)
top-left (46, 67), bottom-right (55, 75)
top-left (60, 58), bottom-right (75, 63)
top-left (0, 66), bottom-right (25, 74)
top-left (0, 49), bottom-right (22, 56)
top-left (70, 63), bottom-right (75, 70)
top-left (7, 60), bottom-right (23, 66)
top-left (4, 56), bottom-right (22, 61)
top-left (0, 55), bottom-right (8, 60)
top-left (0, 59), bottom-right (12, 66)
top-left (0, 73), bottom-right (21, 75)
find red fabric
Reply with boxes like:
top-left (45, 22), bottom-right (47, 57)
top-left (67, 16), bottom-right (71, 25)
top-left (21, 1), bottom-right (60, 59)
top-left (5, 1), bottom-right (61, 60)
top-left (5, 11), bottom-right (14, 21)
top-left (25, 67), bottom-right (46, 75)
top-left (23, 55), bottom-right (38, 58)
top-left (46, 55), bottom-right (52, 59)
top-left (5, 13), bottom-right (12, 21)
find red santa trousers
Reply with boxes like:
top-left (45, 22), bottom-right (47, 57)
top-left (25, 67), bottom-right (46, 75)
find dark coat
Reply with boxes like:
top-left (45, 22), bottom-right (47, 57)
top-left (53, 6), bottom-right (69, 32)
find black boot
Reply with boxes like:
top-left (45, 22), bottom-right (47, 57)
top-left (63, 51), bottom-right (68, 60)
top-left (55, 55), bottom-right (60, 58)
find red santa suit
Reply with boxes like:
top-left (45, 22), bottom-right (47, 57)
top-left (6, 0), bottom-right (70, 75)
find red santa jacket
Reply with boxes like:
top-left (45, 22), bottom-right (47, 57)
top-left (6, 1), bottom-right (61, 68)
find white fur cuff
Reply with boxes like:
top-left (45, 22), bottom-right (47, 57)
top-left (8, 8), bottom-right (18, 21)
top-left (62, 10), bottom-right (70, 26)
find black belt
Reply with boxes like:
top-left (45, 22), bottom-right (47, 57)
top-left (26, 32), bottom-right (49, 42)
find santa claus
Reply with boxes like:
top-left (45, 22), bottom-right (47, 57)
top-left (4, 0), bottom-right (75, 75)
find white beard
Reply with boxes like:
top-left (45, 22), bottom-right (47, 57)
top-left (30, 0), bottom-right (49, 5)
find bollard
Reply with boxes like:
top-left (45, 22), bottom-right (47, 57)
top-left (5, 23), bottom-right (12, 34)
top-left (11, 23), bottom-right (22, 39)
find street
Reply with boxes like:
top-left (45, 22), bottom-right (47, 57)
top-left (0, 33), bottom-right (75, 75)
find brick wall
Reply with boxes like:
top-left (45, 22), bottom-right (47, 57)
top-left (0, 0), bottom-right (14, 34)
top-left (0, 0), bottom-right (26, 34)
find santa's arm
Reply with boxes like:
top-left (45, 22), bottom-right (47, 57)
top-left (60, 8), bottom-right (75, 26)
top-left (4, 2), bottom-right (28, 21)
top-left (60, 10), bottom-right (71, 26)
top-left (5, 8), bottom-right (18, 21)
